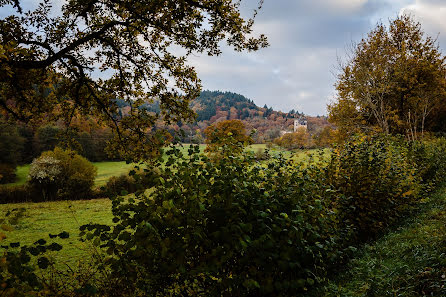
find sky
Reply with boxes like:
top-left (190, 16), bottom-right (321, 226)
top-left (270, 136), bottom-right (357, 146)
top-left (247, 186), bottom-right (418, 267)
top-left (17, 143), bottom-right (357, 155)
top-left (2, 0), bottom-right (446, 116)
top-left (187, 0), bottom-right (446, 115)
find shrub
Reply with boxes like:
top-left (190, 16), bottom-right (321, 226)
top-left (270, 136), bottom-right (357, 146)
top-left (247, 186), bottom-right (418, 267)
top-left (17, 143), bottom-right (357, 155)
top-left (327, 135), bottom-right (421, 241)
top-left (408, 138), bottom-right (446, 193)
top-left (0, 121), bottom-right (25, 184)
top-left (96, 168), bottom-right (159, 198)
top-left (28, 147), bottom-right (97, 200)
top-left (0, 185), bottom-right (37, 204)
top-left (0, 164), bottom-right (17, 184)
top-left (83, 145), bottom-right (337, 296)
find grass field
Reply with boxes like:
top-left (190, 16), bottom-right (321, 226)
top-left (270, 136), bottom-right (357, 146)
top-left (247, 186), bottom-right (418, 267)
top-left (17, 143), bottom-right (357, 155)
top-left (0, 199), bottom-right (113, 267)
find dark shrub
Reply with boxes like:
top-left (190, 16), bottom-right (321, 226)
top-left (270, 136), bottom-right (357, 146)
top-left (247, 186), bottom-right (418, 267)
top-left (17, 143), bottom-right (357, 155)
top-left (83, 145), bottom-right (337, 295)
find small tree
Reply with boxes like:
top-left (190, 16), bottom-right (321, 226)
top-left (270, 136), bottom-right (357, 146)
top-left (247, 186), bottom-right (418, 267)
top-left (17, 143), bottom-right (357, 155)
top-left (204, 120), bottom-right (253, 157)
top-left (29, 148), bottom-right (97, 200)
top-left (274, 128), bottom-right (312, 149)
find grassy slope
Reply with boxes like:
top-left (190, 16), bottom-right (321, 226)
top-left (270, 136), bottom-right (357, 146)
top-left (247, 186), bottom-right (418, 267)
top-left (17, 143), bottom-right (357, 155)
top-left (319, 186), bottom-right (446, 297)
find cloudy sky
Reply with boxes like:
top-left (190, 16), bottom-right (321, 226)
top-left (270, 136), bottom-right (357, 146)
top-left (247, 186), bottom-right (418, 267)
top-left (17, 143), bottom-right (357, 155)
top-left (188, 0), bottom-right (446, 115)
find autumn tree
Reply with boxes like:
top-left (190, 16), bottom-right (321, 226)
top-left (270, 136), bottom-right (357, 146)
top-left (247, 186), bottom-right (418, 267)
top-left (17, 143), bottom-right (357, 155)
top-left (204, 119), bottom-right (253, 156)
top-left (274, 127), bottom-right (312, 149)
top-left (329, 15), bottom-right (446, 141)
top-left (313, 126), bottom-right (334, 147)
top-left (0, 0), bottom-right (268, 161)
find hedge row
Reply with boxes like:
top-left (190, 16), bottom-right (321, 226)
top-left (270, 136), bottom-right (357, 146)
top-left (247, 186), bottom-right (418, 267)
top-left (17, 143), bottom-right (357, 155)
top-left (77, 135), bottom-right (446, 296)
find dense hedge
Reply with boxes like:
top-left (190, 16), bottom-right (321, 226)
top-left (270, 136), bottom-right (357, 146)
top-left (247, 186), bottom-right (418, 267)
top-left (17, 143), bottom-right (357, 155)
top-left (4, 135), bottom-right (446, 296)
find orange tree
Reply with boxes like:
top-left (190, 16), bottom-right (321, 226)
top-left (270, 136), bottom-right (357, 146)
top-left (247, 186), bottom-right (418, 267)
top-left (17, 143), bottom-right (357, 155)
top-left (274, 127), bottom-right (312, 149)
top-left (204, 119), bottom-right (253, 157)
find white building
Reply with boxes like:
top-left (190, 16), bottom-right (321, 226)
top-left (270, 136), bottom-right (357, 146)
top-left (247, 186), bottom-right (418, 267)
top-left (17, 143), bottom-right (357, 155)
top-left (294, 118), bottom-right (307, 132)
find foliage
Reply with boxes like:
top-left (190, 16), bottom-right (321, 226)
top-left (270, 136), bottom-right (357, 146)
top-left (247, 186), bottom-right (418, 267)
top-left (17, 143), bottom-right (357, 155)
top-left (274, 127), bottom-right (312, 149)
top-left (97, 168), bottom-right (159, 198)
top-left (329, 15), bottom-right (446, 141)
top-left (0, 121), bottom-right (24, 183)
top-left (327, 135), bottom-right (421, 240)
top-left (312, 126), bottom-right (335, 148)
top-left (82, 146), bottom-right (338, 295)
top-left (204, 119), bottom-right (253, 157)
top-left (0, 0), bottom-right (267, 161)
top-left (28, 147), bottom-right (97, 200)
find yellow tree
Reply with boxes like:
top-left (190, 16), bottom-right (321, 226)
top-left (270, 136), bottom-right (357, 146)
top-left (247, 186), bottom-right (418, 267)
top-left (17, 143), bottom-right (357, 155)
top-left (330, 15), bottom-right (446, 140)
top-left (204, 119), bottom-right (253, 157)
top-left (274, 127), bottom-right (311, 149)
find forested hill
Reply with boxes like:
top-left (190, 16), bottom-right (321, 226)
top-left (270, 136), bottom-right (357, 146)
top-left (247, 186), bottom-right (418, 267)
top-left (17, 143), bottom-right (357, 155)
top-left (192, 91), bottom-right (263, 122)
top-left (179, 90), bottom-right (329, 143)
top-left (117, 90), bottom-right (329, 143)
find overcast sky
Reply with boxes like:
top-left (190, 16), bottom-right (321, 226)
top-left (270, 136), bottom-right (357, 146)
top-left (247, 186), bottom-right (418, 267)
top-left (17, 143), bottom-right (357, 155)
top-left (188, 0), bottom-right (446, 115)
top-left (2, 0), bottom-right (446, 115)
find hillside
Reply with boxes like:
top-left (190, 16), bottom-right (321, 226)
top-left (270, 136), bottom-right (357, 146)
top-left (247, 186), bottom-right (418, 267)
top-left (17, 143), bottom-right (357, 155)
top-left (155, 90), bottom-right (330, 143)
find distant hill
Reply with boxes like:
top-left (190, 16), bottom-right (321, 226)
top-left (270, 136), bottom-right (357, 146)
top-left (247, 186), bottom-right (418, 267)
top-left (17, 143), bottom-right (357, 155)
top-left (117, 90), bottom-right (330, 143)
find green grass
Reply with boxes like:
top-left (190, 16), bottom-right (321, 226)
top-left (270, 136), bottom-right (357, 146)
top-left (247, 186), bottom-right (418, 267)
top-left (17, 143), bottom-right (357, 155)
top-left (0, 199), bottom-right (113, 267)
top-left (317, 186), bottom-right (446, 297)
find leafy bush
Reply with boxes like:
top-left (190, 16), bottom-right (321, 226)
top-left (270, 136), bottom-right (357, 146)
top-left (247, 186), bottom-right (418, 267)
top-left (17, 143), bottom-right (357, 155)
top-left (408, 138), bottom-right (446, 193)
top-left (83, 145), bottom-right (337, 295)
top-left (0, 164), bottom-right (17, 184)
top-left (0, 121), bottom-right (25, 184)
top-left (28, 147), bottom-right (97, 200)
top-left (327, 135), bottom-right (421, 241)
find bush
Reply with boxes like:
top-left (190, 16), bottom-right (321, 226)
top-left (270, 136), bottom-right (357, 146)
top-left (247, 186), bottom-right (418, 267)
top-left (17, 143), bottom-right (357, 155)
top-left (0, 164), bottom-right (17, 184)
top-left (408, 138), bottom-right (446, 193)
top-left (96, 168), bottom-right (159, 198)
top-left (0, 121), bottom-right (25, 184)
top-left (0, 185), bottom-right (37, 204)
top-left (327, 135), bottom-right (421, 241)
top-left (28, 147), bottom-right (97, 200)
top-left (83, 145), bottom-right (337, 295)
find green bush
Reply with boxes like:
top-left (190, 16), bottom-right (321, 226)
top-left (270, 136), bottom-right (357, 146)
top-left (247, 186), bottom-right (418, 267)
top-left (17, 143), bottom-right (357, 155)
top-left (408, 138), bottom-right (446, 193)
top-left (83, 146), bottom-right (337, 295)
top-left (0, 164), bottom-right (16, 184)
top-left (28, 147), bottom-right (97, 200)
top-left (0, 185), bottom-right (37, 204)
top-left (327, 135), bottom-right (421, 241)
top-left (0, 121), bottom-right (25, 184)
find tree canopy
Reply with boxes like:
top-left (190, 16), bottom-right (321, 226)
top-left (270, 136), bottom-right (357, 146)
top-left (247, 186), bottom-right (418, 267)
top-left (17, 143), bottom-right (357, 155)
top-left (329, 15), bottom-right (446, 141)
top-left (0, 0), bottom-right (268, 160)
top-left (204, 119), bottom-right (252, 156)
